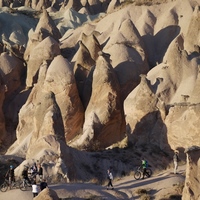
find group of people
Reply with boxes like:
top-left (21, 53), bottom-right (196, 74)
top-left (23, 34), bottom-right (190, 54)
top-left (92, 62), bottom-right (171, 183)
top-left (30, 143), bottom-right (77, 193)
top-left (5, 151), bottom-right (180, 196)
top-left (21, 162), bottom-right (43, 182)
top-left (5, 162), bottom-right (48, 198)
top-left (31, 178), bottom-right (48, 197)
top-left (21, 163), bottom-right (48, 197)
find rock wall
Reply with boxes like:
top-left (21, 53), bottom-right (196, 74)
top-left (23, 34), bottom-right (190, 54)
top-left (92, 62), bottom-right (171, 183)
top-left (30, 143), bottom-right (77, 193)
top-left (182, 146), bottom-right (200, 200)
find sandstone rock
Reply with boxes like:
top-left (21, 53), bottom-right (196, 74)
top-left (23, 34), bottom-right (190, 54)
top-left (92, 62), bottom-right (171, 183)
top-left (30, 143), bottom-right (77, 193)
top-left (0, 74), bottom-right (6, 141)
top-left (73, 40), bottom-right (95, 108)
top-left (64, 0), bottom-right (82, 12)
top-left (72, 32), bottom-right (101, 108)
top-left (70, 51), bottom-right (126, 149)
top-left (0, 1), bottom-right (200, 188)
top-left (35, 0), bottom-right (51, 11)
top-left (24, 8), bottom-right (61, 63)
top-left (100, 16), bottom-right (149, 100)
top-left (34, 188), bottom-right (59, 200)
top-left (43, 55), bottom-right (84, 142)
top-left (9, 22), bottom-right (27, 46)
top-left (164, 104), bottom-right (200, 151)
top-left (184, 6), bottom-right (200, 53)
top-left (124, 75), bottom-right (165, 148)
top-left (182, 146), bottom-right (200, 200)
top-left (35, 9), bottom-right (61, 41)
top-left (147, 34), bottom-right (199, 105)
top-left (25, 36), bottom-right (60, 87)
top-left (107, 0), bottom-right (120, 13)
top-left (26, 89), bottom-right (65, 159)
top-left (7, 54), bottom-right (84, 157)
top-left (0, 52), bottom-right (25, 96)
top-left (0, 52), bottom-right (26, 145)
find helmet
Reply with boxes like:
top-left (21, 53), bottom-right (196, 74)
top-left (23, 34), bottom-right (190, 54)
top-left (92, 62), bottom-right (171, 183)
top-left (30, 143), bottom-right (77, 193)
top-left (10, 165), bottom-right (13, 169)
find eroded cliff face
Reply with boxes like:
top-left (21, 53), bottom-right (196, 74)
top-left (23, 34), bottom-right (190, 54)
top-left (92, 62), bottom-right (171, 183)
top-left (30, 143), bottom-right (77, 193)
top-left (0, 0), bottom-right (199, 185)
top-left (182, 146), bottom-right (200, 200)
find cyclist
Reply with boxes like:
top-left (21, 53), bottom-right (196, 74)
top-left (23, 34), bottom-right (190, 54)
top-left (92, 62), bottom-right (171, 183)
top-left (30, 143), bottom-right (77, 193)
top-left (30, 162), bottom-right (38, 178)
top-left (141, 158), bottom-right (148, 179)
top-left (5, 165), bottom-right (15, 184)
top-left (22, 165), bottom-right (31, 184)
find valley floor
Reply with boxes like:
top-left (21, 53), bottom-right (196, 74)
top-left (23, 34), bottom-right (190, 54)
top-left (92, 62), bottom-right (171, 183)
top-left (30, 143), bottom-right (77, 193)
top-left (0, 165), bottom-right (185, 200)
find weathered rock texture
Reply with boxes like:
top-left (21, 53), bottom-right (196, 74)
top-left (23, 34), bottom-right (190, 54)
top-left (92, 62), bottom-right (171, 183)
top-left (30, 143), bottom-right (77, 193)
top-left (24, 9), bottom-right (61, 87)
top-left (182, 146), bottom-right (200, 200)
top-left (34, 188), bottom-right (60, 200)
top-left (0, 0), bottom-right (199, 186)
top-left (70, 51), bottom-right (126, 149)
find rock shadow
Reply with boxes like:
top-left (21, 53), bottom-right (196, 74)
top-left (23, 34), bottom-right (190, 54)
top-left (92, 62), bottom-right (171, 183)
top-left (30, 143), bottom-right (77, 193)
top-left (127, 110), bottom-right (173, 167)
top-left (142, 25), bottom-right (180, 68)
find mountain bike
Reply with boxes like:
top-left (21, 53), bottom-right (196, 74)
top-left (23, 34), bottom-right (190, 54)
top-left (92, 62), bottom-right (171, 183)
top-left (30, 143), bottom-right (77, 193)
top-left (0, 178), bottom-right (19, 192)
top-left (19, 178), bottom-right (32, 191)
top-left (134, 166), bottom-right (152, 180)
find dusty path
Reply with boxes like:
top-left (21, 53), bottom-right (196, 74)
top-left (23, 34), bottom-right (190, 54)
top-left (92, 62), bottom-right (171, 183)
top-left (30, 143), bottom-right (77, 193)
top-left (0, 165), bottom-right (185, 200)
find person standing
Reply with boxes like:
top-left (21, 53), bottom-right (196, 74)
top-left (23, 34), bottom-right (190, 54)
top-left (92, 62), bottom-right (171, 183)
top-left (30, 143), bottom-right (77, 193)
top-left (173, 150), bottom-right (179, 174)
top-left (37, 164), bottom-right (43, 181)
top-left (107, 169), bottom-right (114, 190)
top-left (40, 179), bottom-right (48, 191)
top-left (32, 181), bottom-right (38, 197)
top-left (30, 162), bottom-right (38, 178)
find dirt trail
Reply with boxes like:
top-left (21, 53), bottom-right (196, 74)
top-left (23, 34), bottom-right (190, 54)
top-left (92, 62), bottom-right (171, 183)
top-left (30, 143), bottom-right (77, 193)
top-left (0, 165), bottom-right (185, 200)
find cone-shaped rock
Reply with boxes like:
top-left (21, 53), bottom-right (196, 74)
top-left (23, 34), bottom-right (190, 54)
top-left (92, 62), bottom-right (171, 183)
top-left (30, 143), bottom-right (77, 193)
top-left (70, 51), bottom-right (125, 149)
top-left (73, 40), bottom-right (95, 108)
top-left (26, 36), bottom-right (60, 87)
top-left (35, 9), bottom-right (61, 41)
top-left (44, 55), bottom-right (84, 142)
top-left (34, 188), bottom-right (59, 200)
top-left (184, 6), bottom-right (200, 53)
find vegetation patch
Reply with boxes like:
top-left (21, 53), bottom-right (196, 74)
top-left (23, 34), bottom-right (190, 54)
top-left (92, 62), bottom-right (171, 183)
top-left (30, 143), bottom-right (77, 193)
top-left (135, 188), bottom-right (151, 200)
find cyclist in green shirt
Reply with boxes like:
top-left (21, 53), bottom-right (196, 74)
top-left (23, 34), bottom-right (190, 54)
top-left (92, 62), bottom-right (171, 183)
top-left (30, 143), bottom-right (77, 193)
top-left (141, 158), bottom-right (148, 179)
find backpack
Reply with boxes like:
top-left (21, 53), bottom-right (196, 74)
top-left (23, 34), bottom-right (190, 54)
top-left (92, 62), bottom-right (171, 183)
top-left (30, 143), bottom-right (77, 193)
top-left (145, 160), bottom-right (148, 168)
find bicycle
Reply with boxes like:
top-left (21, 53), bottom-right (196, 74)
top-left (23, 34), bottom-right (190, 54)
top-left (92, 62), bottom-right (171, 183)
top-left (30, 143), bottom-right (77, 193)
top-left (134, 166), bottom-right (152, 180)
top-left (19, 178), bottom-right (32, 191)
top-left (0, 178), bottom-right (19, 192)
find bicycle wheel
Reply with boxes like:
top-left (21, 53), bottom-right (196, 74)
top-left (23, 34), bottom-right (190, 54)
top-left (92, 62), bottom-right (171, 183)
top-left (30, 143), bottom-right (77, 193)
top-left (19, 181), bottom-right (28, 191)
top-left (0, 182), bottom-right (8, 192)
top-left (145, 168), bottom-right (152, 178)
top-left (11, 181), bottom-right (20, 189)
top-left (134, 171), bottom-right (141, 180)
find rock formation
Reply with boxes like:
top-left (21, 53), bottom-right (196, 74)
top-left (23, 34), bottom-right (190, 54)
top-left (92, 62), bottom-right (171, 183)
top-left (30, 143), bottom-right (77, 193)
top-left (0, 1), bottom-right (199, 192)
top-left (34, 188), bottom-right (60, 200)
top-left (70, 51), bottom-right (126, 149)
top-left (72, 32), bottom-right (101, 108)
top-left (182, 146), bottom-right (200, 200)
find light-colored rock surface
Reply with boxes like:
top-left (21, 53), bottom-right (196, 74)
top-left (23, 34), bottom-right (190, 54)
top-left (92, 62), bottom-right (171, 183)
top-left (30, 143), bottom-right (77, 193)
top-left (70, 51), bottom-right (126, 149)
top-left (182, 146), bottom-right (200, 200)
top-left (0, 1), bottom-right (199, 199)
top-left (34, 188), bottom-right (60, 200)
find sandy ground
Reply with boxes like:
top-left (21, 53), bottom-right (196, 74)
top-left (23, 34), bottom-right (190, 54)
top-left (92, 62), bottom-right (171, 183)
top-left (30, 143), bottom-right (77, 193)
top-left (0, 165), bottom-right (185, 200)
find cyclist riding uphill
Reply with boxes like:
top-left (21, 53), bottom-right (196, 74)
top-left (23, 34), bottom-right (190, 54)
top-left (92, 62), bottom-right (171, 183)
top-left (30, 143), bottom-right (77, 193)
top-left (141, 158), bottom-right (148, 179)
